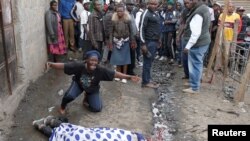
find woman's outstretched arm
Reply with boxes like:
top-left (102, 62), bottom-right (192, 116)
top-left (46, 62), bottom-right (65, 70)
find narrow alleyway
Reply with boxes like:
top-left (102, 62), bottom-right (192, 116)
top-left (4, 58), bottom-right (250, 141)
top-left (6, 63), bottom-right (157, 141)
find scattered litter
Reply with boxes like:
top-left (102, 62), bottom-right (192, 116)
top-left (223, 86), bottom-right (236, 100)
top-left (217, 108), bottom-right (240, 117)
top-left (58, 89), bottom-right (64, 96)
top-left (241, 108), bottom-right (247, 113)
top-left (154, 123), bottom-right (168, 129)
top-left (238, 102), bottom-right (244, 108)
top-left (48, 106), bottom-right (55, 112)
top-left (152, 108), bottom-right (159, 117)
top-left (166, 73), bottom-right (171, 78)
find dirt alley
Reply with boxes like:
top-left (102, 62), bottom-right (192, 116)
top-left (2, 55), bottom-right (250, 141)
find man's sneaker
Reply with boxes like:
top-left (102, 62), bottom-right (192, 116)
top-left (68, 57), bottom-right (73, 61)
top-left (155, 55), bottom-right (160, 60)
top-left (121, 79), bottom-right (127, 84)
top-left (182, 88), bottom-right (199, 94)
top-left (142, 83), bottom-right (160, 88)
top-left (183, 82), bottom-right (190, 87)
top-left (159, 56), bottom-right (165, 61)
top-left (78, 48), bottom-right (82, 52)
top-left (44, 115), bottom-right (55, 126)
top-left (32, 118), bottom-right (45, 129)
top-left (169, 59), bottom-right (174, 64)
top-left (114, 78), bottom-right (120, 81)
top-left (138, 61), bottom-right (143, 67)
top-left (182, 76), bottom-right (189, 80)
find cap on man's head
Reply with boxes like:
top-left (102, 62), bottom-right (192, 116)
top-left (83, 0), bottom-right (90, 4)
top-left (85, 50), bottom-right (101, 61)
top-left (237, 6), bottom-right (245, 11)
top-left (213, 2), bottom-right (221, 7)
top-left (125, 0), bottom-right (135, 5)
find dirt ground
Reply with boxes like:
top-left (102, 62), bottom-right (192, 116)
top-left (172, 68), bottom-right (250, 141)
top-left (6, 66), bottom-right (157, 141)
top-left (1, 52), bottom-right (250, 141)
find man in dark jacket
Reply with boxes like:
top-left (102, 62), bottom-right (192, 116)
top-left (126, 0), bottom-right (137, 75)
top-left (88, 0), bottom-right (105, 56)
top-left (182, 0), bottom-right (211, 94)
top-left (236, 6), bottom-right (250, 42)
top-left (103, 2), bottom-right (115, 63)
top-left (140, 0), bottom-right (161, 88)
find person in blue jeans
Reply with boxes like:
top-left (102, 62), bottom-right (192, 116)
top-left (140, 0), bottom-right (161, 88)
top-left (182, 0), bottom-right (210, 93)
top-left (181, 39), bottom-right (189, 79)
top-left (46, 50), bottom-right (140, 114)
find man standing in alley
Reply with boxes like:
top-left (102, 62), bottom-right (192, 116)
top-left (79, 0), bottom-right (91, 55)
top-left (236, 6), bottom-right (250, 42)
top-left (140, 0), bottom-right (161, 88)
top-left (182, 0), bottom-right (211, 94)
top-left (58, 0), bottom-right (76, 52)
top-left (88, 0), bottom-right (105, 57)
top-left (126, 0), bottom-right (137, 76)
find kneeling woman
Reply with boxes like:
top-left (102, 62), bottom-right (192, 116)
top-left (46, 50), bottom-right (140, 114)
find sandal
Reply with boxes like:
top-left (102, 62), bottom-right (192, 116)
top-left (181, 76), bottom-right (189, 79)
top-left (142, 83), bottom-right (160, 88)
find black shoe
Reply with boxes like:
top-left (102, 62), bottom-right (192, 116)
top-left (69, 47), bottom-right (77, 52)
top-left (58, 116), bottom-right (69, 123)
top-left (42, 126), bottom-right (53, 138)
top-left (182, 76), bottom-right (189, 80)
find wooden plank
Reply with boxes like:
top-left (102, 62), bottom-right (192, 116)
top-left (234, 58), bottom-right (250, 103)
top-left (205, 0), bottom-right (229, 77)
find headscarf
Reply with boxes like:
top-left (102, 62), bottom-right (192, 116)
top-left (84, 50), bottom-right (101, 61)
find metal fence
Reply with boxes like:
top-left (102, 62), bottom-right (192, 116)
top-left (223, 42), bottom-right (250, 100)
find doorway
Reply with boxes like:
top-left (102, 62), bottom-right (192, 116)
top-left (0, 0), bottom-right (17, 95)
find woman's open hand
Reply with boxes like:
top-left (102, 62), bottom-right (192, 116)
top-left (44, 62), bottom-right (51, 73)
top-left (130, 75), bottom-right (141, 83)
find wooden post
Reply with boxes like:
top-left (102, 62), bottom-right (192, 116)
top-left (205, 0), bottom-right (229, 77)
top-left (234, 58), bottom-right (250, 103)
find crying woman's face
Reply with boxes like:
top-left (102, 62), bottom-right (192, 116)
top-left (86, 56), bottom-right (99, 71)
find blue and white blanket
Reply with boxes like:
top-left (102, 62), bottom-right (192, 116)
top-left (49, 123), bottom-right (146, 141)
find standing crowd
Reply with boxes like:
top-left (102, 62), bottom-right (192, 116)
top-left (45, 0), bottom-right (250, 92)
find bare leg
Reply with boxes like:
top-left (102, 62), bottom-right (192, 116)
top-left (116, 66), bottom-right (122, 73)
top-left (53, 55), bottom-right (57, 62)
top-left (123, 65), bottom-right (128, 74)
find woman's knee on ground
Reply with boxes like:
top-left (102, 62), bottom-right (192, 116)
top-left (88, 104), bottom-right (102, 112)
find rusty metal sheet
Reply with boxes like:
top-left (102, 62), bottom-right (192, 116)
top-left (3, 25), bottom-right (15, 58)
top-left (1, 0), bottom-right (12, 25)
top-left (8, 58), bottom-right (17, 89)
top-left (0, 0), bottom-right (16, 95)
top-left (0, 27), bottom-right (4, 63)
top-left (0, 67), bottom-right (8, 96)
